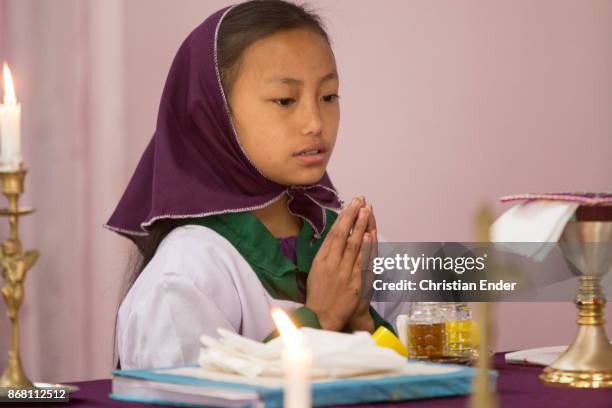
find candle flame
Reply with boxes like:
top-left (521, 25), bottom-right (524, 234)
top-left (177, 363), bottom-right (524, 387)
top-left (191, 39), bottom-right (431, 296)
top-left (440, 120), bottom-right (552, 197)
top-left (271, 308), bottom-right (303, 348)
top-left (2, 63), bottom-right (17, 106)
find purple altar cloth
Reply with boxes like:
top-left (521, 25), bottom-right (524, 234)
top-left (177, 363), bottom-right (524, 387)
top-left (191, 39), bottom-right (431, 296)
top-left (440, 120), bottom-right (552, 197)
top-left (50, 353), bottom-right (612, 408)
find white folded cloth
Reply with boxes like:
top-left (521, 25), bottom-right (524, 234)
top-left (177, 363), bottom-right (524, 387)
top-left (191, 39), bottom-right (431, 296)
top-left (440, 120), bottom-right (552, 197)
top-left (505, 342), bottom-right (612, 366)
top-left (504, 346), bottom-right (568, 366)
top-left (198, 328), bottom-right (408, 379)
top-left (490, 201), bottom-right (579, 260)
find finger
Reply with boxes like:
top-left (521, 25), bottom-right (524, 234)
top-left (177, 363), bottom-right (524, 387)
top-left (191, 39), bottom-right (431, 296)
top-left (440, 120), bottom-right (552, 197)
top-left (366, 204), bottom-right (377, 233)
top-left (370, 229), bottom-right (378, 261)
top-left (353, 232), bottom-right (370, 300)
top-left (318, 197), bottom-right (364, 259)
top-left (340, 206), bottom-right (370, 273)
top-left (349, 196), bottom-right (366, 236)
top-left (318, 197), bottom-right (361, 258)
top-left (362, 231), bottom-right (378, 301)
top-left (349, 234), bottom-right (365, 299)
top-left (359, 198), bottom-right (375, 233)
top-left (326, 197), bottom-right (365, 259)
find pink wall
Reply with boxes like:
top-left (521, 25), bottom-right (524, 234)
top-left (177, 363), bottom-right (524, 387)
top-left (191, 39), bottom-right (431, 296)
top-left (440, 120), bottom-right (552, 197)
top-left (311, 0), bottom-right (612, 351)
top-left (0, 0), bottom-right (610, 381)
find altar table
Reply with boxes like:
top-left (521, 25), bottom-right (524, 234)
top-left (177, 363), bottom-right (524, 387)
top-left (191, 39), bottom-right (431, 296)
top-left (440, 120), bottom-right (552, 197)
top-left (19, 354), bottom-right (612, 408)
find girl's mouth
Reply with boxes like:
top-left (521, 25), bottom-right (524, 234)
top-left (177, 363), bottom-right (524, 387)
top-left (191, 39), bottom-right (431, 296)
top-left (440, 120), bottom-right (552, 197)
top-left (293, 146), bottom-right (327, 165)
top-left (295, 149), bottom-right (323, 156)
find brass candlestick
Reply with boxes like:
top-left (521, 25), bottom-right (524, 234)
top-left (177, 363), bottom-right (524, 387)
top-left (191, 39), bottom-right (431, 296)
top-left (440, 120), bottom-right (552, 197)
top-left (540, 220), bottom-right (612, 388)
top-left (0, 167), bottom-right (38, 389)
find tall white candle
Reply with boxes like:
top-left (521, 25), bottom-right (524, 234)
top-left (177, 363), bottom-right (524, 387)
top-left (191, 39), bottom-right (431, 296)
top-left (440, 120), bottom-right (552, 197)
top-left (0, 63), bottom-right (23, 171)
top-left (272, 309), bottom-right (312, 408)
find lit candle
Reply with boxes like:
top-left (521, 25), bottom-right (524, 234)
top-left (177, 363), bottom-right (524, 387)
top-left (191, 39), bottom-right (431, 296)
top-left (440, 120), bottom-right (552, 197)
top-left (272, 309), bottom-right (312, 408)
top-left (0, 63), bottom-right (23, 171)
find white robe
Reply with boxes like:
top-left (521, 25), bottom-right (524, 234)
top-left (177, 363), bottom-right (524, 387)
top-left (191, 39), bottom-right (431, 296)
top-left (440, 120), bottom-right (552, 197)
top-left (116, 224), bottom-right (403, 370)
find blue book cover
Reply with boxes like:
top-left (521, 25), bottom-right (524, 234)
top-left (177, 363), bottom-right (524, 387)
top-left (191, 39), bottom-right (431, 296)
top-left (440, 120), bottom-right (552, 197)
top-left (110, 363), bottom-right (495, 407)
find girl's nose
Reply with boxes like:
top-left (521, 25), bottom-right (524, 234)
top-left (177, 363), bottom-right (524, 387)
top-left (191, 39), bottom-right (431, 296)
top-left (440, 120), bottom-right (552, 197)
top-left (300, 100), bottom-right (323, 136)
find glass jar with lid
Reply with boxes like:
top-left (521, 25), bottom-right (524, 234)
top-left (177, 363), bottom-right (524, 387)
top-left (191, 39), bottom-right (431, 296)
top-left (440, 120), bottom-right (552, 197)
top-left (443, 302), bottom-right (473, 358)
top-left (406, 302), bottom-right (447, 359)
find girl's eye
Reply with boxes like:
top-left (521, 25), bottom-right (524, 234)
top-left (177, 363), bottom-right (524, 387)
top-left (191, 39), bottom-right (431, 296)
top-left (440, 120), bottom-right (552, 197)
top-left (273, 98), bottom-right (295, 107)
top-left (322, 93), bottom-right (339, 103)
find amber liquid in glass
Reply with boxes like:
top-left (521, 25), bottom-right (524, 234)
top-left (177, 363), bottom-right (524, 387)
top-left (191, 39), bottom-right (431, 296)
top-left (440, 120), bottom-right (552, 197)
top-left (446, 319), bottom-right (472, 357)
top-left (408, 322), bottom-right (446, 358)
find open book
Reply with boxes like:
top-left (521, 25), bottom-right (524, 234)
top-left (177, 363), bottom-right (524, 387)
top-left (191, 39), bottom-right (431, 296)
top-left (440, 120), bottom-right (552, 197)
top-left (111, 362), bottom-right (490, 407)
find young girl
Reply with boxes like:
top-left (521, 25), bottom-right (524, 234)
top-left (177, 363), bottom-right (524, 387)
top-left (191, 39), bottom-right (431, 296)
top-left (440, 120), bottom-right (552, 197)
top-left (106, 0), bottom-right (394, 370)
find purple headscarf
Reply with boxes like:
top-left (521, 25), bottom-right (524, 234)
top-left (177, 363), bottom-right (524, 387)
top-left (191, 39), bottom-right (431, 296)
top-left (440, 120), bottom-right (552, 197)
top-left (105, 5), bottom-right (342, 241)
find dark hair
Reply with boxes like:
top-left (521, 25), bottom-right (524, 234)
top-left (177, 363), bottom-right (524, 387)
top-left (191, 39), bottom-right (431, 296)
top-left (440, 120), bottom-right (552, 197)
top-left (218, 0), bottom-right (330, 97)
top-left (113, 0), bottom-right (330, 368)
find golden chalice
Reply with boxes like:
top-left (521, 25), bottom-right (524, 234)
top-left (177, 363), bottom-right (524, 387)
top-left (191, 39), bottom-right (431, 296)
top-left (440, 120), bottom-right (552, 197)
top-left (540, 218), bottom-right (612, 387)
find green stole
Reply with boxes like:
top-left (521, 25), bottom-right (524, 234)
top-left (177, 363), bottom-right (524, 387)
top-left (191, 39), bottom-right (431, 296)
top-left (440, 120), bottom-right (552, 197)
top-left (187, 209), bottom-right (394, 339)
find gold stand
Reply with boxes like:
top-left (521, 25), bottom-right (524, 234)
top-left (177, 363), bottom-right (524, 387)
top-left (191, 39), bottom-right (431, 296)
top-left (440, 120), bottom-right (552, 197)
top-left (0, 168), bottom-right (38, 389)
top-left (540, 221), bottom-right (612, 388)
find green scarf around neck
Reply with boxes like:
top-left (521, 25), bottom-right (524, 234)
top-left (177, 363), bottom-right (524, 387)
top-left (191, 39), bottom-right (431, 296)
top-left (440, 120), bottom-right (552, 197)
top-left (187, 209), bottom-right (337, 301)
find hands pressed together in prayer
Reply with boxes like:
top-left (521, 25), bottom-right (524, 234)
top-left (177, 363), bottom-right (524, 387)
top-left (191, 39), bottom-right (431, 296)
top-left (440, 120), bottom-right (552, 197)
top-left (305, 196), bottom-right (378, 333)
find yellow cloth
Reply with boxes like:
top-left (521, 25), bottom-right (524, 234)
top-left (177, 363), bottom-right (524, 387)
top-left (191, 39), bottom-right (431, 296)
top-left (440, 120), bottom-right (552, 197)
top-left (372, 326), bottom-right (408, 357)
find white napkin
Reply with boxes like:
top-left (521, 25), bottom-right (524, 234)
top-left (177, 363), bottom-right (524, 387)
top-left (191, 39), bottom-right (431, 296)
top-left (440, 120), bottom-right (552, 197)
top-left (490, 201), bottom-right (579, 260)
top-left (505, 342), bottom-right (612, 366)
top-left (198, 328), bottom-right (406, 379)
top-left (504, 346), bottom-right (568, 366)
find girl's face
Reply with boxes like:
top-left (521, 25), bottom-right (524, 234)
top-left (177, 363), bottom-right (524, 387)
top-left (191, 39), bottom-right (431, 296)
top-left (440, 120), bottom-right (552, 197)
top-left (228, 28), bottom-right (340, 186)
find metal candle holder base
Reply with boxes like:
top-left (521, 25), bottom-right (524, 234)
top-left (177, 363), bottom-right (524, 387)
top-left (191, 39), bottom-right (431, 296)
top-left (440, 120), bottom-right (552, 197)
top-left (0, 168), bottom-right (38, 390)
top-left (540, 221), bottom-right (612, 388)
